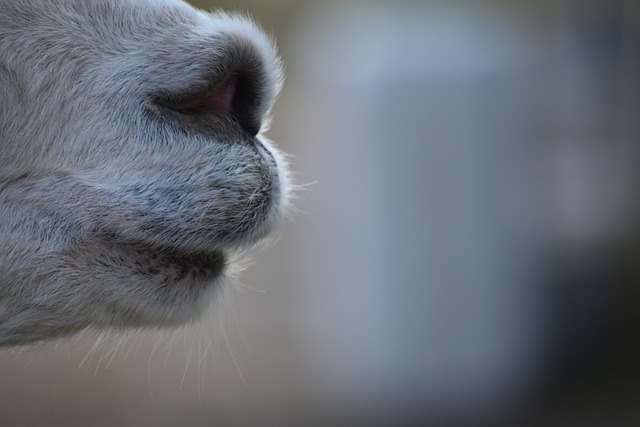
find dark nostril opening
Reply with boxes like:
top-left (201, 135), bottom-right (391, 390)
top-left (153, 47), bottom-right (268, 138)
top-left (196, 70), bottom-right (262, 136)
top-left (180, 70), bottom-right (262, 137)
top-left (231, 70), bottom-right (263, 137)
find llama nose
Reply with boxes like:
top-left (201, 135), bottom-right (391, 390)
top-left (153, 32), bottom-right (279, 137)
top-left (196, 68), bottom-right (263, 136)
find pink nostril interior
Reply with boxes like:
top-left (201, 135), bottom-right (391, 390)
top-left (199, 75), bottom-right (238, 114)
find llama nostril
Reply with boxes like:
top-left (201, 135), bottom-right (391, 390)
top-left (200, 75), bottom-right (237, 114)
top-left (154, 40), bottom-right (271, 137)
top-left (229, 71), bottom-right (263, 137)
top-left (193, 71), bottom-right (263, 137)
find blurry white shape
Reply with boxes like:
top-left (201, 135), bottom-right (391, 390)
top-left (285, 1), bottom-right (547, 420)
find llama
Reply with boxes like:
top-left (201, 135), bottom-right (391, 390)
top-left (0, 0), bottom-right (289, 346)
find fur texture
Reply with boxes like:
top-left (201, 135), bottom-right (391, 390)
top-left (0, 0), bottom-right (289, 346)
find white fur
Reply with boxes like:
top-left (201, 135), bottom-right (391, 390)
top-left (0, 0), bottom-right (289, 346)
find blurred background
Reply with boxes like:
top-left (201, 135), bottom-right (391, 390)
top-left (1, 0), bottom-right (639, 426)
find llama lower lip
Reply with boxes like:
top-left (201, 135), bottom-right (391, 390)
top-left (169, 250), bottom-right (226, 280)
top-left (126, 244), bottom-right (227, 283)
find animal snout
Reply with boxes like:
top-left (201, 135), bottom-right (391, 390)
top-left (0, 0), bottom-right (289, 346)
top-left (152, 30), bottom-right (282, 137)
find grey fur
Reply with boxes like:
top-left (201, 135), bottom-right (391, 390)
top-left (0, 0), bottom-right (289, 346)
